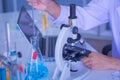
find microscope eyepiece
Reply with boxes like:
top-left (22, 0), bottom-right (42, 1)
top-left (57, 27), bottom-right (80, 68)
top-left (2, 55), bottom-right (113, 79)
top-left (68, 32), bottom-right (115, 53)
top-left (69, 4), bottom-right (77, 19)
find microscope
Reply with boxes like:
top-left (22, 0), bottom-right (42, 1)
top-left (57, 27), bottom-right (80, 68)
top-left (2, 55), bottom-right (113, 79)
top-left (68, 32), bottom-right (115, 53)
top-left (52, 4), bottom-right (96, 80)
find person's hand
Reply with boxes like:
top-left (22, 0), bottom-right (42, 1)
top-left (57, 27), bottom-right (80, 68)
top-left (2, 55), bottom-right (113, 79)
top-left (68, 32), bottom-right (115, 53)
top-left (82, 52), bottom-right (120, 70)
top-left (27, 0), bottom-right (60, 19)
top-left (27, 0), bottom-right (51, 11)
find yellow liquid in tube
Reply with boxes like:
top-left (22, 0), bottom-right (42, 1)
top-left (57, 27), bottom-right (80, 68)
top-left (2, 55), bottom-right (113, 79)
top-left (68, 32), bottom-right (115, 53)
top-left (6, 68), bottom-right (10, 80)
top-left (42, 14), bottom-right (48, 30)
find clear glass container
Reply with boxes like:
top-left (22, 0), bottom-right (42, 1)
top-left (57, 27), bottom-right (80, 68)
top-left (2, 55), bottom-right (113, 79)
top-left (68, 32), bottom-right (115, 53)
top-left (25, 36), bottom-right (48, 80)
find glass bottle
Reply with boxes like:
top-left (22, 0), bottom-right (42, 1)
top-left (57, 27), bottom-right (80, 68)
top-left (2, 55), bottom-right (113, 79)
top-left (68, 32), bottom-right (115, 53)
top-left (25, 36), bottom-right (48, 80)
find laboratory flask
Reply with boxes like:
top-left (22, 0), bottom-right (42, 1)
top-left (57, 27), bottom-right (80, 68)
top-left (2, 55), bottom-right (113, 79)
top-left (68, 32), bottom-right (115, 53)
top-left (25, 36), bottom-right (48, 80)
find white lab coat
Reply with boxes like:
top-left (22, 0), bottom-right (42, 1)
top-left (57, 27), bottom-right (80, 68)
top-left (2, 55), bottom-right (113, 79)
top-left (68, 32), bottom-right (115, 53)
top-left (54, 0), bottom-right (120, 58)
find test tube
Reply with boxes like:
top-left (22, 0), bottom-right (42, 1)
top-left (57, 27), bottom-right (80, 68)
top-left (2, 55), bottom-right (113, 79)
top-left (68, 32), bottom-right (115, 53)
top-left (5, 22), bottom-right (11, 57)
top-left (42, 13), bottom-right (48, 30)
top-left (42, 13), bottom-right (49, 57)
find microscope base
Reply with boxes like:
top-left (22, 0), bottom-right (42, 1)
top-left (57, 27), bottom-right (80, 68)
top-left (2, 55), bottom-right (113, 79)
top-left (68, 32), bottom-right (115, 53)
top-left (52, 62), bottom-right (91, 80)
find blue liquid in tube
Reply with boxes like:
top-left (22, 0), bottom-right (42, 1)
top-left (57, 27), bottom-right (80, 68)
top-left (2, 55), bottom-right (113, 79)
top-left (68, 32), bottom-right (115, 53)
top-left (25, 62), bottom-right (48, 80)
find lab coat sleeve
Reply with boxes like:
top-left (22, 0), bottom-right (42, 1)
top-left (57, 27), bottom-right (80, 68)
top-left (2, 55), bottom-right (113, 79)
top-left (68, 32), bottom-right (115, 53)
top-left (54, 0), bottom-right (110, 30)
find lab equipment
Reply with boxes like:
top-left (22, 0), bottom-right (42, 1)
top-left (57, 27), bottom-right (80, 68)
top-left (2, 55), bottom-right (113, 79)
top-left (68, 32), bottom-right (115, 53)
top-left (17, 6), bottom-right (42, 43)
top-left (10, 50), bottom-right (23, 80)
top-left (42, 13), bottom-right (48, 30)
top-left (42, 13), bottom-right (49, 57)
top-left (0, 54), bottom-right (22, 77)
top-left (5, 22), bottom-right (11, 56)
top-left (0, 67), bottom-right (6, 80)
top-left (6, 68), bottom-right (10, 80)
top-left (25, 36), bottom-right (48, 80)
top-left (10, 51), bottom-right (17, 63)
top-left (17, 6), bottom-right (48, 80)
top-left (53, 4), bottom-right (96, 80)
top-left (5, 21), bottom-right (24, 80)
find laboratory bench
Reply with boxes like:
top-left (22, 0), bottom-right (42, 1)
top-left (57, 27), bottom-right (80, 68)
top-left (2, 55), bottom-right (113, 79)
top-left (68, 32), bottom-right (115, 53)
top-left (0, 60), bottom-right (119, 80)
top-left (45, 61), bottom-right (120, 80)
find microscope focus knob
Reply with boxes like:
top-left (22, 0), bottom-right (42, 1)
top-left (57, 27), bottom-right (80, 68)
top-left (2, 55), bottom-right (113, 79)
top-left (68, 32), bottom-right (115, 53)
top-left (72, 26), bottom-right (78, 34)
top-left (67, 38), bottom-right (74, 43)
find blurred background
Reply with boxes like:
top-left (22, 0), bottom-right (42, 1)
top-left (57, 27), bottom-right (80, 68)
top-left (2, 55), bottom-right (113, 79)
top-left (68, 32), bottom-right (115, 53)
top-left (0, 0), bottom-right (112, 61)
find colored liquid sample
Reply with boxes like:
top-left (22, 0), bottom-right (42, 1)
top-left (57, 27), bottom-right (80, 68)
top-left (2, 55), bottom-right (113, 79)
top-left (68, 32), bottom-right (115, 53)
top-left (0, 67), bottom-right (6, 80)
top-left (25, 62), bottom-right (48, 80)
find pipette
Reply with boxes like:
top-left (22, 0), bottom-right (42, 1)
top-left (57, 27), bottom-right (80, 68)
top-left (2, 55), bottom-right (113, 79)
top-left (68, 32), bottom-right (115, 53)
top-left (30, 0), bottom-right (38, 72)
top-left (31, 0), bottom-right (36, 36)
